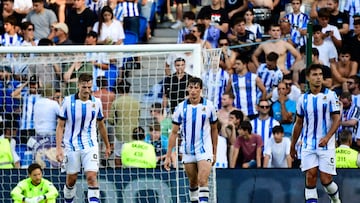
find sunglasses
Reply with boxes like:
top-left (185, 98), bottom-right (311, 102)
top-left (259, 105), bottom-right (270, 109)
top-left (219, 43), bottom-right (228, 46)
top-left (27, 28), bottom-right (34, 31)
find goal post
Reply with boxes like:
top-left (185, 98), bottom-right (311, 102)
top-left (0, 44), bottom-right (221, 203)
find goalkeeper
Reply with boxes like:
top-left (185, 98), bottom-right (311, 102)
top-left (11, 163), bottom-right (58, 203)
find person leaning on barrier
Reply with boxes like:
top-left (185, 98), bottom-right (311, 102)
top-left (121, 127), bottom-right (157, 168)
top-left (0, 120), bottom-right (20, 169)
top-left (336, 129), bottom-right (360, 168)
top-left (11, 163), bottom-right (58, 203)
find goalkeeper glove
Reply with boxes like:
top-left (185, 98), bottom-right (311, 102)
top-left (24, 197), bottom-right (37, 203)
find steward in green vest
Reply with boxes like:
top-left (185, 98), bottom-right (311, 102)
top-left (0, 120), bottom-right (20, 169)
top-left (122, 127), bottom-right (157, 168)
top-left (336, 130), bottom-right (360, 168)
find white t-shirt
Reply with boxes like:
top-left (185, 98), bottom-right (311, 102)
top-left (92, 19), bottom-right (125, 43)
top-left (34, 97), bottom-right (60, 135)
top-left (264, 137), bottom-right (291, 168)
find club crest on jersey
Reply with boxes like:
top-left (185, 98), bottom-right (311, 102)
top-left (202, 107), bottom-right (206, 111)
top-left (323, 96), bottom-right (327, 100)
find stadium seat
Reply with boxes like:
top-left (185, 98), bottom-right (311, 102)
top-left (139, 16), bottom-right (148, 42)
top-left (124, 30), bottom-right (139, 45)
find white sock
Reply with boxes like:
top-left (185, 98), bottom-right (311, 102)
top-left (305, 187), bottom-right (318, 202)
top-left (64, 185), bottom-right (76, 203)
top-left (323, 181), bottom-right (340, 200)
top-left (88, 187), bottom-right (100, 203)
top-left (189, 187), bottom-right (198, 203)
top-left (199, 186), bottom-right (209, 203)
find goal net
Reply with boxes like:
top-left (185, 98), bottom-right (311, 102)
top-left (0, 44), bottom-right (221, 202)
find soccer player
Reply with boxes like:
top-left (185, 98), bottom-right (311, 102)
top-left (11, 163), bottom-right (58, 203)
top-left (56, 73), bottom-right (111, 203)
top-left (290, 64), bottom-right (341, 203)
top-left (164, 77), bottom-right (218, 203)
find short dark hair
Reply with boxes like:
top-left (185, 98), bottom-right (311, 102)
top-left (184, 33), bottom-right (197, 43)
top-left (96, 76), bottom-right (108, 88)
top-left (4, 16), bottom-right (17, 26)
top-left (312, 48), bottom-right (319, 56)
top-left (151, 103), bottom-right (162, 113)
top-left (38, 38), bottom-right (54, 46)
top-left (116, 79), bottom-right (131, 94)
top-left (266, 52), bottom-right (279, 62)
top-left (149, 122), bottom-right (161, 132)
top-left (339, 129), bottom-right (352, 144)
top-left (312, 24), bottom-right (323, 33)
top-left (272, 125), bottom-right (284, 134)
top-left (188, 77), bottom-right (203, 89)
top-left (305, 63), bottom-right (323, 76)
top-left (283, 73), bottom-right (292, 80)
top-left (28, 163), bottom-right (42, 174)
top-left (229, 109), bottom-right (244, 122)
top-left (21, 21), bottom-right (35, 31)
top-left (32, 0), bottom-right (43, 3)
top-left (240, 121), bottom-right (252, 133)
top-left (86, 31), bottom-right (98, 39)
top-left (194, 23), bottom-right (206, 38)
top-left (235, 55), bottom-right (249, 64)
top-left (318, 8), bottom-right (330, 18)
top-left (78, 73), bottom-right (93, 83)
top-left (340, 91), bottom-right (352, 100)
top-left (174, 57), bottom-right (185, 63)
top-left (223, 91), bottom-right (235, 100)
top-left (132, 126), bottom-right (145, 140)
top-left (349, 75), bottom-right (360, 86)
top-left (354, 19), bottom-right (360, 26)
top-left (183, 11), bottom-right (195, 20)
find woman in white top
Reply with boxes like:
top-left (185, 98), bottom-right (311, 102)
top-left (92, 6), bottom-right (125, 45)
top-left (191, 23), bottom-right (212, 49)
top-left (244, 9), bottom-right (262, 42)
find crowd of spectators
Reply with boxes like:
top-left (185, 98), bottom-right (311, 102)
top-left (1, 0), bottom-right (360, 169)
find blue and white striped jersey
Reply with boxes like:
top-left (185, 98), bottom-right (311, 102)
top-left (251, 117), bottom-right (280, 149)
top-left (59, 94), bottom-right (104, 151)
top-left (20, 93), bottom-right (41, 130)
top-left (203, 68), bottom-right (229, 110)
top-left (257, 64), bottom-right (283, 94)
top-left (231, 72), bottom-right (258, 116)
top-left (86, 0), bottom-right (106, 16)
top-left (172, 98), bottom-right (217, 155)
top-left (297, 88), bottom-right (340, 150)
top-left (284, 12), bottom-right (309, 30)
top-left (121, 1), bottom-right (139, 17)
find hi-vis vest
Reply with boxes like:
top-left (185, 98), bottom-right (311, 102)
top-left (0, 138), bottom-right (14, 169)
top-left (336, 147), bottom-right (359, 168)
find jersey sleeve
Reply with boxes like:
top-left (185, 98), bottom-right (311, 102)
top-left (209, 102), bottom-right (218, 124)
top-left (329, 91), bottom-right (340, 113)
top-left (43, 179), bottom-right (59, 200)
top-left (172, 102), bottom-right (183, 125)
top-left (296, 95), bottom-right (304, 117)
top-left (58, 96), bottom-right (69, 120)
top-left (96, 97), bottom-right (105, 121)
top-left (11, 180), bottom-right (27, 202)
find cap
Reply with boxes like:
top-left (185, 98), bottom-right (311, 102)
top-left (54, 23), bottom-right (69, 34)
top-left (29, 75), bottom-right (38, 84)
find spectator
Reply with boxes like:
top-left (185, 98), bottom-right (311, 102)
top-left (226, 55), bottom-right (266, 119)
top-left (13, 0), bottom-right (32, 17)
top-left (149, 103), bottom-right (172, 137)
top-left (284, 0), bottom-right (309, 36)
top-left (256, 52), bottom-right (283, 99)
top-left (176, 11), bottom-right (195, 44)
top-left (251, 99), bottom-right (280, 148)
top-left (244, 9), bottom-right (262, 42)
top-left (51, 22), bottom-right (72, 45)
top-left (11, 163), bottom-right (58, 202)
top-left (144, 122), bottom-right (169, 167)
top-left (0, 120), bottom-right (20, 169)
top-left (349, 20), bottom-right (360, 66)
top-left (92, 6), bottom-right (125, 45)
top-left (162, 57), bottom-right (192, 114)
top-left (230, 120), bottom-right (263, 168)
top-left (317, 7), bottom-right (342, 48)
top-left (343, 0), bottom-right (360, 32)
top-left (338, 92), bottom-right (360, 146)
top-left (224, 0), bottom-right (247, 22)
top-left (29, 87), bottom-right (60, 169)
top-left (271, 73), bottom-right (301, 103)
top-left (271, 82), bottom-right (296, 138)
top-left (108, 79), bottom-right (140, 167)
top-left (263, 125), bottom-right (292, 168)
top-left (191, 23), bottom-right (212, 49)
top-left (11, 75), bottom-right (41, 144)
top-left (348, 75), bottom-right (360, 106)
top-left (25, 0), bottom-right (57, 39)
top-left (252, 24), bottom-right (301, 75)
top-left (2, 0), bottom-right (24, 32)
top-left (169, 0), bottom-right (196, 30)
top-left (122, 0), bottom-right (140, 37)
top-left (20, 21), bottom-right (38, 46)
top-left (327, 0), bottom-right (350, 41)
top-left (198, 13), bottom-right (221, 48)
top-left (66, 0), bottom-right (97, 44)
top-left (197, 0), bottom-right (229, 34)
top-left (86, 0), bottom-right (106, 17)
top-left (1, 16), bottom-right (22, 46)
top-left (121, 126), bottom-right (157, 168)
top-left (336, 129), bottom-right (360, 168)
top-left (217, 92), bottom-right (237, 127)
top-left (312, 24), bottom-right (338, 67)
top-left (331, 49), bottom-right (358, 95)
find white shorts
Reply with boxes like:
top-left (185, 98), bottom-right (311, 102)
top-left (301, 149), bottom-right (336, 175)
top-left (65, 146), bottom-right (99, 174)
top-left (182, 153), bottom-right (213, 164)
